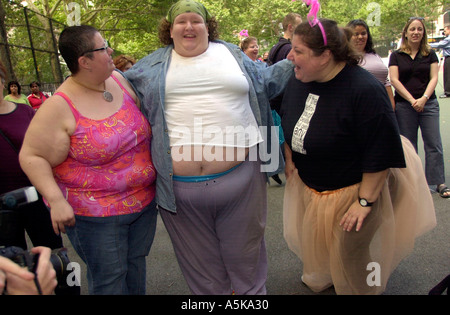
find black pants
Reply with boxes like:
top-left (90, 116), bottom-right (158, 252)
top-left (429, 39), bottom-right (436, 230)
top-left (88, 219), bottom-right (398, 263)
top-left (444, 56), bottom-right (450, 95)
top-left (0, 194), bottom-right (62, 250)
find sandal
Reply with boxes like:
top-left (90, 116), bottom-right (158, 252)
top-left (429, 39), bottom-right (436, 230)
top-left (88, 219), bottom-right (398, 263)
top-left (437, 184), bottom-right (450, 198)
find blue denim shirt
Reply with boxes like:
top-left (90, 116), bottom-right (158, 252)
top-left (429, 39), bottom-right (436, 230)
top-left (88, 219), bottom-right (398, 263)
top-left (125, 40), bottom-right (294, 212)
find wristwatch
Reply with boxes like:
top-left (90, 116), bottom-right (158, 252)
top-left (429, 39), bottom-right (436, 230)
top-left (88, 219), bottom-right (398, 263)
top-left (359, 197), bottom-right (374, 207)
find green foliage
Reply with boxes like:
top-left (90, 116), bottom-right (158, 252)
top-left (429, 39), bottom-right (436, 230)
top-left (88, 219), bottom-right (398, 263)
top-left (202, 0), bottom-right (308, 52)
top-left (1, 0), bottom-right (446, 83)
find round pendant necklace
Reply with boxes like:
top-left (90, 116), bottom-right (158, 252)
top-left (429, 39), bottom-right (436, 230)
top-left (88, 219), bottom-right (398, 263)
top-left (71, 76), bottom-right (113, 102)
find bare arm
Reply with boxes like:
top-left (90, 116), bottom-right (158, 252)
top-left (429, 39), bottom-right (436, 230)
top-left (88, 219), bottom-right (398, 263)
top-left (424, 62), bottom-right (439, 97)
top-left (385, 86), bottom-right (396, 110)
top-left (284, 143), bottom-right (298, 180)
top-left (19, 95), bottom-right (76, 234)
top-left (389, 65), bottom-right (415, 105)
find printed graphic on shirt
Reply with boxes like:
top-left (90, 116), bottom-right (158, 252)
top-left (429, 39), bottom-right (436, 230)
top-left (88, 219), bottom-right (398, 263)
top-left (291, 93), bottom-right (319, 155)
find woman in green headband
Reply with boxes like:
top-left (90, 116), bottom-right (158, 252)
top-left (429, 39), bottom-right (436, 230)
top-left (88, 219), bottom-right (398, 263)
top-left (159, 0), bottom-right (218, 57)
top-left (166, 0), bottom-right (212, 24)
top-left (125, 0), bottom-right (294, 295)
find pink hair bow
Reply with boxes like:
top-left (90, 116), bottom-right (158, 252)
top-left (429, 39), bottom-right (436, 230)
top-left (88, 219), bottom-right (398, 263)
top-left (292, 0), bottom-right (327, 46)
top-left (239, 29), bottom-right (249, 37)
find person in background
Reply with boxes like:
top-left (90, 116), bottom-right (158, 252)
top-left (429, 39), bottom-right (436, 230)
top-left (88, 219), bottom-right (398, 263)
top-left (19, 25), bottom-right (157, 295)
top-left (389, 17), bottom-right (450, 198)
top-left (430, 24), bottom-right (450, 98)
top-left (268, 13), bottom-right (302, 67)
top-left (267, 12), bottom-right (302, 185)
top-left (113, 54), bottom-right (136, 72)
top-left (125, 0), bottom-right (293, 295)
top-left (347, 19), bottom-right (395, 108)
top-left (0, 60), bottom-right (63, 252)
top-left (5, 81), bottom-right (30, 106)
top-left (281, 18), bottom-right (435, 294)
top-left (27, 81), bottom-right (49, 111)
top-left (240, 36), bottom-right (264, 64)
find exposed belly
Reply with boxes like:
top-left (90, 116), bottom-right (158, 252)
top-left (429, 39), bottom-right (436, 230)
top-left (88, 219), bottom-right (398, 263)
top-left (171, 145), bottom-right (249, 176)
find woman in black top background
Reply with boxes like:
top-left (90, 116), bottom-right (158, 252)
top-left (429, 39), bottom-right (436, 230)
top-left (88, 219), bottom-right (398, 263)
top-left (389, 17), bottom-right (449, 198)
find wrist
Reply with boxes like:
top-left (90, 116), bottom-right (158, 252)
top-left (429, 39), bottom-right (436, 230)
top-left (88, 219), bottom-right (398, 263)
top-left (423, 94), bottom-right (429, 100)
top-left (358, 197), bottom-right (374, 207)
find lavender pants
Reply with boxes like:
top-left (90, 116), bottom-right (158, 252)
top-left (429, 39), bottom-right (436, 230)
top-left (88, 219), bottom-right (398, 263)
top-left (160, 159), bottom-right (268, 295)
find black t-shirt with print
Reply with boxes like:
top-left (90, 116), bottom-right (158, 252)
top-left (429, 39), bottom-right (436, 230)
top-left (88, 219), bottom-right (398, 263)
top-left (280, 64), bottom-right (406, 192)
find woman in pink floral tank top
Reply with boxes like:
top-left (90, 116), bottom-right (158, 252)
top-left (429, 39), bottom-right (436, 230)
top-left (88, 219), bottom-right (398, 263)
top-left (20, 25), bottom-right (157, 295)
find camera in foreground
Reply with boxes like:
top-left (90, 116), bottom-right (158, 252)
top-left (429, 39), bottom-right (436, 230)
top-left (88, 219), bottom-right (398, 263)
top-left (1, 187), bottom-right (79, 294)
top-left (0, 245), bottom-right (72, 293)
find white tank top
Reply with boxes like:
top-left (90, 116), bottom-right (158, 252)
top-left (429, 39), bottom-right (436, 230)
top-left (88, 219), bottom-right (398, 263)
top-left (165, 42), bottom-right (263, 148)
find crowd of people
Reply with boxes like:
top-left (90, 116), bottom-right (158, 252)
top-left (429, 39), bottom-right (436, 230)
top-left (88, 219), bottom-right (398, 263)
top-left (1, 0), bottom-right (448, 295)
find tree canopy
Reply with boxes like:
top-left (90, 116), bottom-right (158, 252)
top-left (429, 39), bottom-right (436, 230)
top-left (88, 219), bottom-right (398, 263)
top-left (0, 0), bottom-right (447, 85)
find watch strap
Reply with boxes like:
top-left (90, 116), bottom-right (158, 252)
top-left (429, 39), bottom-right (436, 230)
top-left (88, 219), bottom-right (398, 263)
top-left (359, 197), bottom-right (374, 207)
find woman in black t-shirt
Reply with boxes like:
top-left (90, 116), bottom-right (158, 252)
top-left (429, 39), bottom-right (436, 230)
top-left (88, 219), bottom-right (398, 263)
top-left (389, 17), bottom-right (449, 198)
top-left (280, 19), bottom-right (436, 295)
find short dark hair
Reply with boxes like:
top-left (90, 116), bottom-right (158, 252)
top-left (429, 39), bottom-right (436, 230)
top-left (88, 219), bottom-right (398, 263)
top-left (58, 25), bottom-right (99, 74)
top-left (7, 80), bottom-right (21, 94)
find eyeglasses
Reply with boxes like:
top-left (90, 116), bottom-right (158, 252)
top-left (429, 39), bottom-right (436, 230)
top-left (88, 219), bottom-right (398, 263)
top-left (81, 40), bottom-right (109, 56)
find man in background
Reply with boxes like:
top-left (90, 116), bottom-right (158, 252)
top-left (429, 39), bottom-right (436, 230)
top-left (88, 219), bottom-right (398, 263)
top-left (431, 25), bottom-right (450, 98)
top-left (268, 13), bottom-right (302, 68)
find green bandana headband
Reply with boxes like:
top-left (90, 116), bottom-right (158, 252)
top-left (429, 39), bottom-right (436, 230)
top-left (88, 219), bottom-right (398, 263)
top-left (166, 0), bottom-right (212, 23)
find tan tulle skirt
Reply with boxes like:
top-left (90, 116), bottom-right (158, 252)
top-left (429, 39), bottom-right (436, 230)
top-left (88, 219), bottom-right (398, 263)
top-left (283, 136), bottom-right (436, 295)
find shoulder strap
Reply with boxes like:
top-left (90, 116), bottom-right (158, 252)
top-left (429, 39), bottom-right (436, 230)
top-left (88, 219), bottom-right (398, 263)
top-left (111, 72), bottom-right (133, 99)
top-left (54, 92), bottom-right (80, 120)
top-left (0, 128), bottom-right (19, 153)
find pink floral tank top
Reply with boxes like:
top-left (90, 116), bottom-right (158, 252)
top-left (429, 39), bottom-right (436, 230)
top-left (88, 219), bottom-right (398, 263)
top-left (52, 74), bottom-right (156, 217)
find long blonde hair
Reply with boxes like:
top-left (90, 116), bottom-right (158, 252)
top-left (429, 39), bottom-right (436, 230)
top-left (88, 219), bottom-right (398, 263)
top-left (399, 18), bottom-right (431, 56)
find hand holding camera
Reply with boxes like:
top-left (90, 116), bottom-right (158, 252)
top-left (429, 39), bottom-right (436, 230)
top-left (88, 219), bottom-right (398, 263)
top-left (0, 246), bottom-right (57, 295)
top-left (1, 187), bottom-right (78, 295)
